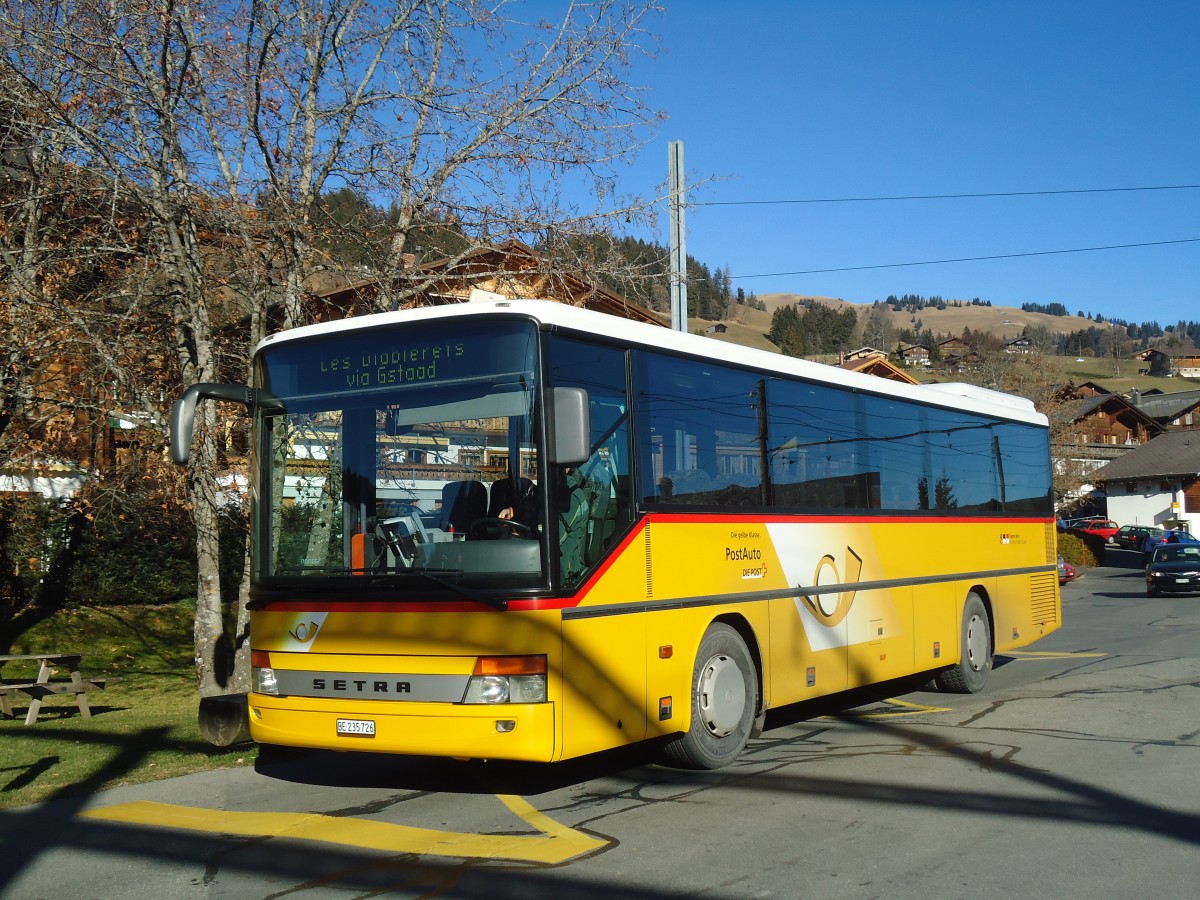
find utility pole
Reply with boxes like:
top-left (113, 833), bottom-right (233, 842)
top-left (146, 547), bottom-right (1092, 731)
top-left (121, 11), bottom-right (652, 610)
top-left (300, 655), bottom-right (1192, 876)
top-left (668, 140), bottom-right (687, 333)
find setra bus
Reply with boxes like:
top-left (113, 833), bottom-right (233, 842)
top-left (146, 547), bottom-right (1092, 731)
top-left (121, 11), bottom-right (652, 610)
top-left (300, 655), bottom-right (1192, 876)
top-left (171, 296), bottom-right (1060, 769)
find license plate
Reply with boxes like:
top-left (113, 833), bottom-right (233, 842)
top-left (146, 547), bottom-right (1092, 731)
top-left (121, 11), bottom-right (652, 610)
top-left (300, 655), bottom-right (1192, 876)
top-left (1175, 578), bottom-right (1193, 585)
top-left (336, 718), bottom-right (376, 737)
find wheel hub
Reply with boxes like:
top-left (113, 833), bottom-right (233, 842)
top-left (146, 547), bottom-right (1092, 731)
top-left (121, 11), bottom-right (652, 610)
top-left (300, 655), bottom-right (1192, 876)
top-left (698, 653), bottom-right (746, 736)
top-left (964, 614), bottom-right (987, 672)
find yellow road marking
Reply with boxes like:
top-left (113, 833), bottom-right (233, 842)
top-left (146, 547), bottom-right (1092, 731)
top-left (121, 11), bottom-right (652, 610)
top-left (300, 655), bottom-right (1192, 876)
top-left (1004, 650), bottom-right (1106, 659)
top-left (83, 794), bottom-right (607, 864)
top-left (831, 697), bottom-right (951, 719)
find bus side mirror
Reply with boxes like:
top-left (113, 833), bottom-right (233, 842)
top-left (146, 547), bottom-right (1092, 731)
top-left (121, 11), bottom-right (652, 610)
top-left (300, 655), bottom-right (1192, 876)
top-left (170, 383), bottom-right (286, 465)
top-left (550, 387), bottom-right (590, 466)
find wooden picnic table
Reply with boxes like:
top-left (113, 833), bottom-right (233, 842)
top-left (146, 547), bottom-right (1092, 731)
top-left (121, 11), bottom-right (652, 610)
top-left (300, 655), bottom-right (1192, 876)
top-left (0, 653), bottom-right (108, 725)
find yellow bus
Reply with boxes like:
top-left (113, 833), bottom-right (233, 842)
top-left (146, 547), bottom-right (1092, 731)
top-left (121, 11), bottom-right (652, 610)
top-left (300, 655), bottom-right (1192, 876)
top-left (171, 298), bottom-right (1060, 769)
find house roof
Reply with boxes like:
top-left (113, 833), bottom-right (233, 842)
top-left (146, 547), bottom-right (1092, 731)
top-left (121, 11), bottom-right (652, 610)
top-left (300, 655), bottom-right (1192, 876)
top-left (843, 346), bottom-right (885, 360)
top-left (836, 355), bottom-right (919, 384)
top-left (1128, 388), bottom-right (1200, 422)
top-left (1057, 394), bottom-right (1163, 436)
top-left (1095, 431), bottom-right (1200, 481)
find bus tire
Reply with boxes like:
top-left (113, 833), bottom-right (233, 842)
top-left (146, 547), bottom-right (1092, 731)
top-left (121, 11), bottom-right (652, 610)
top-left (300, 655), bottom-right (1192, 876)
top-left (934, 592), bottom-right (992, 694)
top-left (662, 623), bottom-right (757, 769)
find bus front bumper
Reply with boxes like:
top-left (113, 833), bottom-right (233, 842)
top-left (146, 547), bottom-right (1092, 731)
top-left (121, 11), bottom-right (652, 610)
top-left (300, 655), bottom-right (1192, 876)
top-left (248, 693), bottom-right (557, 762)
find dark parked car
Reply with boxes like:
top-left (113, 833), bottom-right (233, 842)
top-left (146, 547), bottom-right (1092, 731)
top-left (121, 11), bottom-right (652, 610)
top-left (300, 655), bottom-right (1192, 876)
top-left (1142, 530), bottom-right (1200, 560)
top-left (1145, 543), bottom-right (1200, 596)
top-left (1112, 525), bottom-right (1163, 552)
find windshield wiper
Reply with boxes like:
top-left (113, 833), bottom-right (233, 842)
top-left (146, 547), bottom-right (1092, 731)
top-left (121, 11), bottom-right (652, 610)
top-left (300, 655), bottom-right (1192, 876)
top-left (250, 570), bottom-right (508, 610)
top-left (392, 570), bottom-right (508, 610)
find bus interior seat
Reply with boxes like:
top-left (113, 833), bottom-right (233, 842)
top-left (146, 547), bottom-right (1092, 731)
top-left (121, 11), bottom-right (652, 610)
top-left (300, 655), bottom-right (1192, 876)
top-left (440, 480), bottom-right (487, 535)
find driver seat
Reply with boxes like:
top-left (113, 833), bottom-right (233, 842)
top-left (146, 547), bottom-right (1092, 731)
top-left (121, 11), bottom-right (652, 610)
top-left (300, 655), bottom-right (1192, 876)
top-left (440, 480), bottom-right (487, 535)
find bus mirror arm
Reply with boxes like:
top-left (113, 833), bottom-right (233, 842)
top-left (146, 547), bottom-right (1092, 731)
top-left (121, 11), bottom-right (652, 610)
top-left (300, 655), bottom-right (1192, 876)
top-left (170, 383), bottom-right (286, 465)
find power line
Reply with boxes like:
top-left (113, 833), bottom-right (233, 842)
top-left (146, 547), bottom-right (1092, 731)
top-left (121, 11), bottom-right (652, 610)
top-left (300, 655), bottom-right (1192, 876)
top-left (733, 238), bottom-right (1200, 280)
top-left (696, 184), bottom-right (1200, 207)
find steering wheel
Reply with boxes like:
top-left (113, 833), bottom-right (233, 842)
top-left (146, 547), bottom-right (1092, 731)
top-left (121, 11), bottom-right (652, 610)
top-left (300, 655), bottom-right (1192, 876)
top-left (468, 516), bottom-right (533, 539)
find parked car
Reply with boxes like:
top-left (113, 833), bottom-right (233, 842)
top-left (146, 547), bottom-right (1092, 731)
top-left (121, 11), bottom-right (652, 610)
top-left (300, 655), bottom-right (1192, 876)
top-left (1145, 543), bottom-right (1200, 596)
top-left (1059, 516), bottom-right (1106, 532)
top-left (1057, 556), bottom-right (1076, 585)
top-left (1142, 530), bottom-right (1200, 560)
top-left (1112, 525), bottom-right (1164, 553)
top-left (1070, 519), bottom-right (1120, 540)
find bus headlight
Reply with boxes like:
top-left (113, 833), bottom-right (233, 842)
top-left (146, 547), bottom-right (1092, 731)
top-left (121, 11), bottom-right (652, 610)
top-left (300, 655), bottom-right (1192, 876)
top-left (463, 656), bottom-right (547, 704)
top-left (251, 649), bottom-right (279, 695)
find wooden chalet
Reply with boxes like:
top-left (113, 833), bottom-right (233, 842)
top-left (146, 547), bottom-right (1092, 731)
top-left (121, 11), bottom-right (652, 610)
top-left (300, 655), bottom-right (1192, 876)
top-left (1004, 337), bottom-right (1033, 353)
top-left (1127, 388), bottom-right (1200, 431)
top-left (1066, 394), bottom-right (1162, 447)
top-left (837, 353), bottom-right (919, 385)
top-left (311, 239), bottom-right (665, 328)
top-left (1134, 348), bottom-right (1200, 378)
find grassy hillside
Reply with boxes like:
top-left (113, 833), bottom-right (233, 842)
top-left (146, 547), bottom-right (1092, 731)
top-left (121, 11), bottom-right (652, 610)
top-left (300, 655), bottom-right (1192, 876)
top-left (685, 295), bottom-right (1200, 394)
top-left (695, 293), bottom-right (1103, 350)
top-left (757, 293), bottom-right (1099, 344)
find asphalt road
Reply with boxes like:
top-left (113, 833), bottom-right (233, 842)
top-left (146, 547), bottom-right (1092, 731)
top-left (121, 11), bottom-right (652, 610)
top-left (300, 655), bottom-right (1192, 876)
top-left (3, 559), bottom-right (1198, 899)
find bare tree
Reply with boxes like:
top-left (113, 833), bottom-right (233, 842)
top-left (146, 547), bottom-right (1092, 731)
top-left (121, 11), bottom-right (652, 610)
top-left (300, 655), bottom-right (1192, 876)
top-left (2, 0), bottom-right (664, 697)
top-left (861, 302), bottom-right (895, 351)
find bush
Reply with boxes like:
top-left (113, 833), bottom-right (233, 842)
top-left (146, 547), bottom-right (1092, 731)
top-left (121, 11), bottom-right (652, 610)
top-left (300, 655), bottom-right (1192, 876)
top-left (0, 494), bottom-right (85, 610)
top-left (1057, 531), bottom-right (1099, 567)
top-left (67, 484), bottom-right (197, 605)
top-left (2, 482), bottom-right (248, 618)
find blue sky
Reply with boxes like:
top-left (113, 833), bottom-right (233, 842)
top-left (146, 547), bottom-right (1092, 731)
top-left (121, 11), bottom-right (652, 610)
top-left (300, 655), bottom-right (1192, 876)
top-left (620, 0), bottom-right (1199, 322)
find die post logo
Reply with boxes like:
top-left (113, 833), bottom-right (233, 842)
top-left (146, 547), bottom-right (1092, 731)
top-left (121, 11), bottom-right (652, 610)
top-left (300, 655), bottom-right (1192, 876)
top-left (289, 620), bottom-right (321, 644)
top-left (799, 546), bottom-right (863, 627)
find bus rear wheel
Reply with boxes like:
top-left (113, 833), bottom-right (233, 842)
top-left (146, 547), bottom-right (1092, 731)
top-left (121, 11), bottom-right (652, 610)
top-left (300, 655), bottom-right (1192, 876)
top-left (934, 592), bottom-right (992, 693)
top-left (663, 623), bottom-right (757, 769)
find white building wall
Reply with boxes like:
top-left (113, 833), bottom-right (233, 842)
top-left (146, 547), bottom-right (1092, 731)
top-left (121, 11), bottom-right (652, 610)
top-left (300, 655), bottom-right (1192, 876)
top-left (1106, 480), bottom-right (1191, 531)
top-left (0, 472), bottom-right (85, 499)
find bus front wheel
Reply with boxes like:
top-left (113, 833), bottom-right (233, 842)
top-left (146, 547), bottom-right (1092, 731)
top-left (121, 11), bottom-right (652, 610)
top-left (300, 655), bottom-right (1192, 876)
top-left (663, 623), bottom-right (757, 769)
top-left (934, 592), bottom-right (992, 693)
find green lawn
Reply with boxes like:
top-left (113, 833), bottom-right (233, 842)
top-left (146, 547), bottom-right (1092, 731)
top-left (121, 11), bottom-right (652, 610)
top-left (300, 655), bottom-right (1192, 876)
top-left (0, 606), bottom-right (253, 810)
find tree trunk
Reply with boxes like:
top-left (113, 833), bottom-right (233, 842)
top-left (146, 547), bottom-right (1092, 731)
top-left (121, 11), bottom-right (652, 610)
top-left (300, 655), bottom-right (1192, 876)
top-left (190, 411), bottom-right (229, 697)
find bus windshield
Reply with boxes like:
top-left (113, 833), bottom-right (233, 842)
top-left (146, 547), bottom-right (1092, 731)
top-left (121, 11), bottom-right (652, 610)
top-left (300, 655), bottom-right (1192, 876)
top-left (253, 318), bottom-right (546, 594)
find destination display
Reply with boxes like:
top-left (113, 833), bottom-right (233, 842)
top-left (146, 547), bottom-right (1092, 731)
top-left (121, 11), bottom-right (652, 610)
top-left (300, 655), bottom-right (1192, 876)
top-left (317, 340), bottom-right (465, 390)
top-left (260, 319), bottom-right (537, 397)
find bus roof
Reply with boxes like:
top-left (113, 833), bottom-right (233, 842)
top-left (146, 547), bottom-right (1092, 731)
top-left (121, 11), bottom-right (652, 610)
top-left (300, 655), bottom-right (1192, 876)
top-left (258, 297), bottom-right (1048, 427)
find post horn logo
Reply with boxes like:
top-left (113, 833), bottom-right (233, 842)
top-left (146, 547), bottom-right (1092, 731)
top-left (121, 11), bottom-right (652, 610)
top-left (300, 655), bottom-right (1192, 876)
top-left (289, 621), bottom-right (321, 643)
top-left (799, 546), bottom-right (863, 627)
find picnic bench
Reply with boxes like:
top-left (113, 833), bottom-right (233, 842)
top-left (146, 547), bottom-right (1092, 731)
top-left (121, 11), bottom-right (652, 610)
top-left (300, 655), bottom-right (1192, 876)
top-left (0, 653), bottom-right (109, 725)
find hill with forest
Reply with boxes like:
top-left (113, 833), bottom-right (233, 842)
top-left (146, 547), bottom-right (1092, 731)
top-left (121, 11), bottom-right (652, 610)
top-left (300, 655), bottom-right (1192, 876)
top-left (759, 293), bottom-right (1097, 346)
top-left (689, 288), bottom-right (1197, 362)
